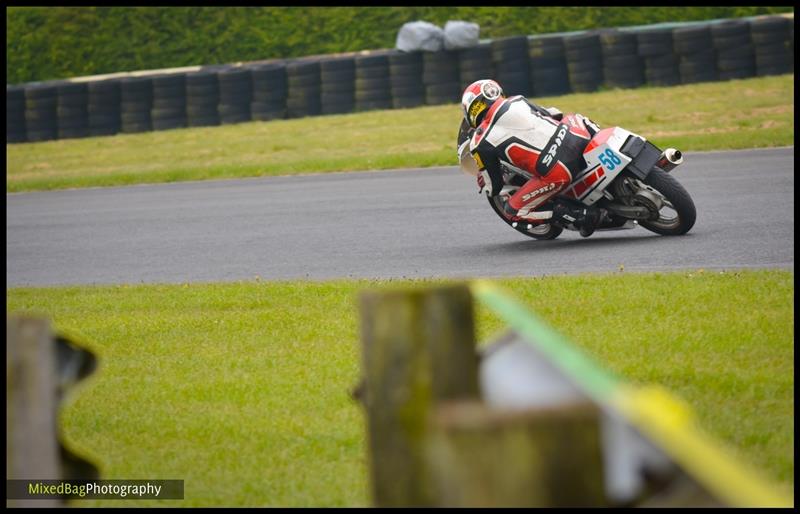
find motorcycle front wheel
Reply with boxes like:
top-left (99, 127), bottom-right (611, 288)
top-left (487, 195), bottom-right (563, 240)
top-left (637, 167), bottom-right (697, 236)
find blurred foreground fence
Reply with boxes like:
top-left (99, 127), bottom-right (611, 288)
top-left (6, 316), bottom-right (99, 507)
top-left (354, 282), bottom-right (793, 507)
top-left (6, 14), bottom-right (793, 144)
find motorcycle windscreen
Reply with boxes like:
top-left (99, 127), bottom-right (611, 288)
top-left (458, 140), bottom-right (479, 177)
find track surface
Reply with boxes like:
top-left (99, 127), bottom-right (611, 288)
top-left (6, 147), bottom-right (794, 287)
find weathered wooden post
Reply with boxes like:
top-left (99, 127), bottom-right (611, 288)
top-left (357, 283), bottom-right (481, 507)
top-left (6, 315), bottom-right (98, 507)
top-left (425, 400), bottom-right (607, 507)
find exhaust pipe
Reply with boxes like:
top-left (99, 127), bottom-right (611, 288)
top-left (656, 148), bottom-right (683, 173)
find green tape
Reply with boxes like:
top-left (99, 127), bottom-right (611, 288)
top-left (471, 280), bottom-right (620, 402)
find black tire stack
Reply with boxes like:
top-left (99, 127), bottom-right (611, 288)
top-left (24, 82), bottom-right (59, 142)
top-left (355, 53), bottom-right (392, 112)
top-left (120, 76), bottom-right (153, 133)
top-left (56, 82), bottom-right (89, 140)
top-left (564, 31), bottom-right (604, 93)
top-left (185, 70), bottom-right (219, 128)
top-left (749, 16), bottom-right (793, 77)
top-left (636, 28), bottom-right (680, 86)
top-left (423, 50), bottom-right (461, 105)
top-left (250, 62), bottom-right (288, 121)
top-left (673, 24), bottom-right (717, 84)
top-left (458, 43), bottom-right (494, 89)
top-left (218, 67), bottom-right (252, 125)
top-left (491, 36), bottom-right (531, 96)
top-left (599, 30), bottom-right (644, 90)
top-left (150, 74), bottom-right (186, 131)
top-left (286, 60), bottom-right (321, 118)
top-left (320, 57), bottom-right (355, 115)
top-left (389, 51), bottom-right (425, 109)
top-left (7, 85), bottom-right (27, 143)
top-left (528, 36), bottom-right (570, 97)
top-left (87, 79), bottom-right (121, 136)
top-left (711, 20), bottom-right (756, 81)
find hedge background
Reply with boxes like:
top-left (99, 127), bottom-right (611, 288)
top-left (6, 6), bottom-right (794, 85)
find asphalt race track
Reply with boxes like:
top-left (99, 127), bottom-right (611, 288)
top-left (6, 147), bottom-right (794, 287)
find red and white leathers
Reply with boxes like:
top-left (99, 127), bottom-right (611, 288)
top-left (469, 95), bottom-right (599, 222)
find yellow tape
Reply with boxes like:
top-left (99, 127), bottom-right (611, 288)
top-left (612, 385), bottom-right (793, 507)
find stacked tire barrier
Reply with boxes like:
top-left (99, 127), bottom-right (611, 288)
top-left (355, 53), bottom-right (393, 112)
top-left (88, 80), bottom-right (121, 136)
top-left (56, 82), bottom-right (89, 140)
top-left (673, 25), bottom-right (717, 84)
top-left (458, 43), bottom-right (494, 90)
top-left (6, 15), bottom-right (793, 144)
top-left (712, 20), bottom-right (756, 81)
top-left (250, 62), bottom-right (288, 121)
top-left (7, 86), bottom-right (27, 143)
top-left (121, 76), bottom-right (154, 133)
top-left (491, 36), bottom-right (531, 96)
top-left (185, 70), bottom-right (219, 128)
top-left (565, 31), bottom-right (604, 93)
top-left (286, 60), bottom-right (322, 118)
top-left (750, 16), bottom-right (793, 77)
top-left (151, 74), bottom-right (186, 131)
top-left (25, 82), bottom-right (59, 142)
top-left (423, 50), bottom-right (461, 105)
top-left (637, 28), bottom-right (680, 86)
top-left (320, 57), bottom-right (355, 115)
top-left (218, 68), bottom-right (252, 124)
top-left (600, 30), bottom-right (644, 89)
top-left (389, 51), bottom-right (425, 109)
top-left (528, 36), bottom-right (570, 97)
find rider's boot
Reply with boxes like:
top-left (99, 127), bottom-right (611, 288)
top-left (552, 201), bottom-right (603, 237)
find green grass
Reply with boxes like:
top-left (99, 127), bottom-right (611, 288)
top-left (6, 74), bottom-right (794, 193)
top-left (6, 269), bottom-right (794, 506)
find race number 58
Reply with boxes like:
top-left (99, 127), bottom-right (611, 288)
top-left (598, 148), bottom-right (622, 171)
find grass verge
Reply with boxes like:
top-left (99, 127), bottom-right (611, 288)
top-left (6, 74), bottom-right (793, 193)
top-left (5, 269), bottom-right (794, 506)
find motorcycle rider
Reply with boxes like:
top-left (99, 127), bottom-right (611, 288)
top-left (458, 79), bottom-right (603, 237)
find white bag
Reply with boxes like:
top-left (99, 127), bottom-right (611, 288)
top-left (444, 20), bottom-right (480, 50)
top-left (395, 21), bottom-right (445, 52)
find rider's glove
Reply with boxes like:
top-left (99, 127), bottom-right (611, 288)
top-left (477, 170), bottom-right (491, 196)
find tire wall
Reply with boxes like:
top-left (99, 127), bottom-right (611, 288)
top-left (6, 15), bottom-right (793, 143)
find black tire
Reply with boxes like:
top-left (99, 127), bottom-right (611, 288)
top-left (751, 30), bottom-right (791, 46)
top-left (320, 102), bottom-right (355, 115)
top-left (389, 63), bottom-right (423, 76)
top-left (528, 45), bottom-right (564, 60)
top-left (356, 66), bottom-right (389, 80)
top-left (152, 117), bottom-right (186, 131)
top-left (121, 121), bottom-right (153, 133)
top-left (487, 195), bottom-right (563, 240)
top-left (637, 168), bottom-right (696, 236)
top-left (710, 19), bottom-right (749, 38)
top-left (392, 95), bottom-right (425, 109)
top-left (603, 54), bottom-right (643, 69)
top-left (321, 69), bottom-right (355, 83)
top-left (321, 84), bottom-right (355, 97)
top-left (355, 89), bottom-right (391, 102)
top-left (389, 51), bottom-right (423, 66)
top-left (390, 74), bottom-right (422, 89)
top-left (251, 108), bottom-right (287, 121)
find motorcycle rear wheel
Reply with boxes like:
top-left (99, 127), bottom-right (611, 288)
top-left (487, 195), bottom-right (563, 240)
top-left (638, 168), bottom-right (697, 235)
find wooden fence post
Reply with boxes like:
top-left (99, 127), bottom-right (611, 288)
top-left (6, 315), bottom-right (98, 507)
top-left (426, 400), bottom-right (607, 507)
top-left (357, 283), bottom-right (480, 507)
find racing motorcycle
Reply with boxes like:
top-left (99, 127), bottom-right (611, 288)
top-left (458, 116), bottom-right (697, 240)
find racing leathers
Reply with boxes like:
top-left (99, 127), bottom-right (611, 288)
top-left (462, 95), bottom-right (602, 233)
